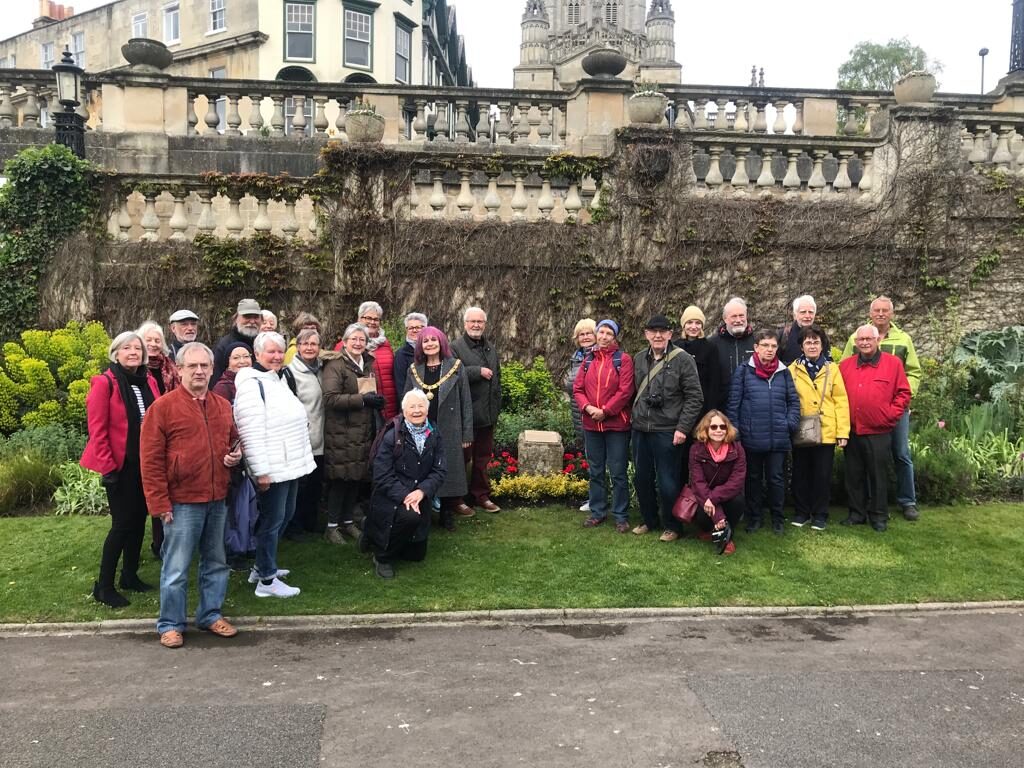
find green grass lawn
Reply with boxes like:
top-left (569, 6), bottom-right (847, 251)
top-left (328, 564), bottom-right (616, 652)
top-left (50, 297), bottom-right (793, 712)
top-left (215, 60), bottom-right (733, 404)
top-left (1, 503), bottom-right (1022, 624)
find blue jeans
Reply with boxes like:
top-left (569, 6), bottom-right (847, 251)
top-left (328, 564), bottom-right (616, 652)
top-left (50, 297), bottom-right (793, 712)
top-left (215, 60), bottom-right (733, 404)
top-left (744, 449), bottom-right (786, 524)
top-left (891, 411), bottom-right (916, 507)
top-left (584, 430), bottom-right (631, 524)
top-left (632, 430), bottom-right (683, 532)
top-left (157, 500), bottom-right (229, 635)
top-left (255, 480), bottom-right (298, 580)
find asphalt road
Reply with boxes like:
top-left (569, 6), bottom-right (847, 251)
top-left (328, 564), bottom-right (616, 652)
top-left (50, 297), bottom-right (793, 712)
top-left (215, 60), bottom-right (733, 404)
top-left (1, 609), bottom-right (1021, 768)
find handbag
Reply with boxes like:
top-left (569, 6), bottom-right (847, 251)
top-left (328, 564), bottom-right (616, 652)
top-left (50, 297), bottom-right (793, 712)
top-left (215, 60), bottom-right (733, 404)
top-left (793, 364), bottom-right (829, 448)
top-left (671, 484), bottom-right (698, 523)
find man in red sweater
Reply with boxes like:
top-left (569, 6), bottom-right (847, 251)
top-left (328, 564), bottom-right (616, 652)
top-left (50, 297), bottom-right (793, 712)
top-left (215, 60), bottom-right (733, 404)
top-left (141, 343), bottom-right (242, 649)
top-left (838, 325), bottom-right (912, 532)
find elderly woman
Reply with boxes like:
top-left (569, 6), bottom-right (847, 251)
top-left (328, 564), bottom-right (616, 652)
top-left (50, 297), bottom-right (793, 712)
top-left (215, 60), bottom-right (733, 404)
top-left (788, 324), bottom-right (850, 531)
top-left (211, 342), bottom-right (252, 403)
top-left (284, 311), bottom-right (323, 365)
top-left (726, 329), bottom-right (800, 535)
top-left (260, 310), bottom-right (278, 333)
top-left (673, 306), bottom-right (722, 485)
top-left (322, 323), bottom-right (385, 545)
top-left (573, 319), bottom-right (635, 532)
top-left (360, 301), bottom-right (398, 420)
top-left (234, 331), bottom-right (315, 598)
top-left (402, 326), bottom-right (474, 532)
top-left (363, 390), bottom-right (448, 579)
top-left (566, 318), bottom-right (596, 512)
top-left (393, 312), bottom-right (428, 397)
top-left (689, 410), bottom-right (746, 555)
top-left (286, 328), bottom-right (326, 538)
top-left (80, 331), bottom-right (161, 607)
top-left (138, 321), bottom-right (180, 395)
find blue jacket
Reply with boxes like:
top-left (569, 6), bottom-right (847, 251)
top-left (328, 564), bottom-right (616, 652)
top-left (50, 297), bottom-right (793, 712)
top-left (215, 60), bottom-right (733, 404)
top-left (726, 358), bottom-right (801, 453)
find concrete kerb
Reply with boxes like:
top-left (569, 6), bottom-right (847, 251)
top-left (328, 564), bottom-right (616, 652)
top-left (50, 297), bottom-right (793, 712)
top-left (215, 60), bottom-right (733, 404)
top-left (1, 601), bottom-right (1022, 638)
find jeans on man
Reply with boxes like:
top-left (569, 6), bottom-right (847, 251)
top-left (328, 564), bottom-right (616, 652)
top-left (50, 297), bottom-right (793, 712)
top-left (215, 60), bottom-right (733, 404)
top-left (156, 500), bottom-right (229, 635)
top-left (891, 411), bottom-right (916, 508)
top-left (744, 450), bottom-right (786, 525)
top-left (254, 479), bottom-right (298, 580)
top-left (583, 430), bottom-right (631, 524)
top-left (632, 430), bottom-right (683, 532)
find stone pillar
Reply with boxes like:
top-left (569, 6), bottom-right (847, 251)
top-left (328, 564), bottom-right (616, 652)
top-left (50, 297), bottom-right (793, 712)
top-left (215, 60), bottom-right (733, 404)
top-left (517, 430), bottom-right (564, 476)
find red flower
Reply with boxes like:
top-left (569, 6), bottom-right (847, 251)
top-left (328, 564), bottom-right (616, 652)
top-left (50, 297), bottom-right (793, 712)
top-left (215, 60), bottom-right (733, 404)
top-left (564, 452), bottom-right (574, 460)
top-left (507, 466), bottom-right (518, 473)
top-left (564, 463), bottom-right (575, 473)
top-left (581, 461), bottom-right (589, 469)
top-left (576, 452), bottom-right (583, 458)
top-left (501, 451), bottom-right (511, 458)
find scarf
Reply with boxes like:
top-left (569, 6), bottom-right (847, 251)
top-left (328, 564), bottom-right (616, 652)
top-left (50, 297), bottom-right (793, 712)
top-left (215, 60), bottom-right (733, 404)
top-left (753, 353), bottom-right (780, 380)
top-left (366, 330), bottom-right (388, 353)
top-left (798, 354), bottom-right (825, 381)
top-left (572, 344), bottom-right (595, 363)
top-left (109, 363), bottom-right (156, 465)
top-left (147, 353), bottom-right (179, 395)
top-left (345, 351), bottom-right (365, 372)
top-left (405, 419), bottom-right (430, 455)
top-left (708, 441), bottom-right (730, 463)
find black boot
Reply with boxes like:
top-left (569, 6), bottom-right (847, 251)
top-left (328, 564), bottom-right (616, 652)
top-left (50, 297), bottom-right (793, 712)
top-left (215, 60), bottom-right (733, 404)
top-left (92, 581), bottom-right (130, 608)
top-left (441, 509), bottom-right (456, 532)
top-left (119, 573), bottom-right (154, 592)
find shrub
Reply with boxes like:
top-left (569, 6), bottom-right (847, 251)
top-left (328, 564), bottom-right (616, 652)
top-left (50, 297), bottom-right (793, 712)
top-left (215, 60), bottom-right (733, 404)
top-left (0, 424), bottom-right (86, 464)
top-left (0, 454), bottom-right (58, 516)
top-left (52, 462), bottom-right (108, 516)
top-left (491, 473), bottom-right (589, 502)
top-left (501, 357), bottom-right (560, 414)
top-left (494, 401), bottom-right (576, 448)
top-left (909, 426), bottom-right (978, 504)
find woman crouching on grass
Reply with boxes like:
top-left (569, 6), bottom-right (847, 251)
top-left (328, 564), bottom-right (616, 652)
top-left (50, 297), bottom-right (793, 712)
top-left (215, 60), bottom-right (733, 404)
top-left (688, 410), bottom-right (746, 555)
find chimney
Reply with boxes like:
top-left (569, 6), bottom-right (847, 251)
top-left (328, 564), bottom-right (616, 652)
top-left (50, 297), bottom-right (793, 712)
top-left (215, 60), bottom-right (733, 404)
top-left (32, 1), bottom-right (75, 28)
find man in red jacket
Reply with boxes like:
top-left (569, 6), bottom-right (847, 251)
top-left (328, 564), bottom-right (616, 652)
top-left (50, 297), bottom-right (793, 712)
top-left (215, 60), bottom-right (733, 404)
top-left (141, 343), bottom-right (242, 649)
top-left (838, 325), bottom-right (912, 532)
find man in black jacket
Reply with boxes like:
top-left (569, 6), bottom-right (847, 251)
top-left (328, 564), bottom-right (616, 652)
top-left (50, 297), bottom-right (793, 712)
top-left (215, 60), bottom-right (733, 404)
top-left (211, 298), bottom-right (262, 386)
top-left (709, 297), bottom-right (755, 408)
top-left (778, 294), bottom-right (830, 365)
top-left (452, 307), bottom-right (502, 513)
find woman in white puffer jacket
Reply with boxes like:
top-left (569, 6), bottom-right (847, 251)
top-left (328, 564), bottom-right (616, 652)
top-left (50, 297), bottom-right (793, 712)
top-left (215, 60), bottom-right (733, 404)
top-left (234, 331), bottom-right (315, 598)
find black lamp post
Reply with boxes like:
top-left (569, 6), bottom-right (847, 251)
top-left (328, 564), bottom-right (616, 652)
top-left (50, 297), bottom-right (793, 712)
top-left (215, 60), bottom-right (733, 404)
top-left (51, 46), bottom-right (85, 159)
top-left (980, 47), bottom-right (990, 93)
top-left (1012, 0), bottom-right (1024, 74)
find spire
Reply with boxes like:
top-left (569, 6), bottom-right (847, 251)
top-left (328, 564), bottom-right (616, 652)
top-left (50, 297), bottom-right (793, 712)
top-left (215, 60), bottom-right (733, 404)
top-left (647, 0), bottom-right (674, 19)
top-left (523, 0), bottom-right (549, 23)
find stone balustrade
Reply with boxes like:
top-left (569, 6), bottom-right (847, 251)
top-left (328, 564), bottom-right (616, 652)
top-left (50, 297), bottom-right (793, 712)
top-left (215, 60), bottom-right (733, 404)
top-left (0, 69), bottom-right (99, 130)
top-left (959, 112), bottom-right (1024, 173)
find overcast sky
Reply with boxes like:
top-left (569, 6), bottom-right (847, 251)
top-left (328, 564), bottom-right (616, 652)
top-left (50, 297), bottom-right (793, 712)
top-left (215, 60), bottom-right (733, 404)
top-left (0, 0), bottom-right (1013, 94)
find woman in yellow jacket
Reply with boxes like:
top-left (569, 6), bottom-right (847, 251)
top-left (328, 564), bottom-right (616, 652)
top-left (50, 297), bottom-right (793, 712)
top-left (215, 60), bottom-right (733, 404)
top-left (787, 324), bottom-right (850, 531)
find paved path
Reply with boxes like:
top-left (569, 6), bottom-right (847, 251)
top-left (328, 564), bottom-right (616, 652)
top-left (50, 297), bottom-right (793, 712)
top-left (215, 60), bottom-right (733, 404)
top-left (1, 609), bottom-right (1021, 768)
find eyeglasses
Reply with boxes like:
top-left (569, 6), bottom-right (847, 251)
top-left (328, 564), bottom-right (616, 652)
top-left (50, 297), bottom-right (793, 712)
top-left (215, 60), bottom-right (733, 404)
top-left (407, 325), bottom-right (424, 332)
top-left (708, 424), bottom-right (727, 431)
top-left (359, 315), bottom-right (381, 323)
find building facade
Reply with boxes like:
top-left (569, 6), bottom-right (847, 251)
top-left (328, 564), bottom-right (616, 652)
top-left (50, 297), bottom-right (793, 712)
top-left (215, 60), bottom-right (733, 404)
top-left (514, 0), bottom-right (679, 90)
top-left (0, 0), bottom-right (473, 86)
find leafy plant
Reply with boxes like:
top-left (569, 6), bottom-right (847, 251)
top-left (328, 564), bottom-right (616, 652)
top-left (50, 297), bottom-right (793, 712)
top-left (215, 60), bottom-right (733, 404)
top-left (347, 98), bottom-right (379, 116)
top-left (52, 462), bottom-right (108, 516)
top-left (494, 402), bottom-right (575, 448)
top-left (954, 326), bottom-right (1024, 405)
top-left (837, 37), bottom-right (942, 90)
top-left (0, 424), bottom-right (86, 463)
top-left (501, 357), bottom-right (561, 415)
top-left (632, 80), bottom-right (663, 97)
top-left (0, 454), bottom-right (58, 516)
top-left (491, 472), bottom-right (588, 502)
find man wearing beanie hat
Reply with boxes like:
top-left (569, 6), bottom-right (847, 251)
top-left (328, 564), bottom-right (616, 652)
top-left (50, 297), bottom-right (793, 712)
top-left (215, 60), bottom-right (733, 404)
top-left (674, 305), bottom-right (723, 483)
top-left (709, 297), bottom-right (756, 409)
top-left (631, 314), bottom-right (703, 540)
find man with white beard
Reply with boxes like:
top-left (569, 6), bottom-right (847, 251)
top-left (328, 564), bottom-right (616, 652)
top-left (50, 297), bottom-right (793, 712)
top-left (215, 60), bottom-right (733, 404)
top-left (708, 297), bottom-right (756, 409)
top-left (211, 299), bottom-right (263, 386)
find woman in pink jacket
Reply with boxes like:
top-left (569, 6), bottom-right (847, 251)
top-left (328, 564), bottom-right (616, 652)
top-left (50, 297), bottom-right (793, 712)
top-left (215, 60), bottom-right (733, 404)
top-left (573, 319), bottom-right (635, 532)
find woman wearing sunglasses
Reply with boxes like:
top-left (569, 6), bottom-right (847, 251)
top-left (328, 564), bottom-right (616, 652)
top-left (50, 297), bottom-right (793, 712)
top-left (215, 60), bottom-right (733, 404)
top-left (688, 410), bottom-right (746, 555)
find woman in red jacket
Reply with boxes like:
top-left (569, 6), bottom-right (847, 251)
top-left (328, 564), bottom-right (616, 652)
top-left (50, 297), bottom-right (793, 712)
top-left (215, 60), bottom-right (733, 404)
top-left (80, 331), bottom-right (161, 607)
top-left (573, 319), bottom-right (635, 532)
top-left (689, 410), bottom-right (746, 555)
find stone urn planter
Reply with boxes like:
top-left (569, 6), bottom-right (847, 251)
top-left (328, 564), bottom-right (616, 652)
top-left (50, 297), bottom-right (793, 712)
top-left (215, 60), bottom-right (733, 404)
top-left (893, 71), bottom-right (937, 105)
top-left (628, 92), bottom-right (668, 125)
top-left (121, 38), bottom-right (173, 73)
top-left (581, 48), bottom-right (628, 80)
top-left (346, 111), bottom-right (385, 143)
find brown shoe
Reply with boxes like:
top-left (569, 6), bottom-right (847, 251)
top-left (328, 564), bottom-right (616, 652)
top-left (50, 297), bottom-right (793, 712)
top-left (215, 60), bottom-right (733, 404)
top-left (159, 630), bottom-right (183, 649)
top-left (202, 618), bottom-right (238, 638)
top-left (453, 503), bottom-right (476, 517)
top-left (479, 499), bottom-right (501, 513)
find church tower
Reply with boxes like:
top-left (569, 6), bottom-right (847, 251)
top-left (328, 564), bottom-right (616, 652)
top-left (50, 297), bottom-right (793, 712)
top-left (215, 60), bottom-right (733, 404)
top-left (640, 0), bottom-right (681, 84)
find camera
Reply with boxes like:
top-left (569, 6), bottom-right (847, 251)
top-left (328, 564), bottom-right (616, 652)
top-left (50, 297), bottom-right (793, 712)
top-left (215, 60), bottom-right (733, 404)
top-left (644, 393), bottom-right (664, 408)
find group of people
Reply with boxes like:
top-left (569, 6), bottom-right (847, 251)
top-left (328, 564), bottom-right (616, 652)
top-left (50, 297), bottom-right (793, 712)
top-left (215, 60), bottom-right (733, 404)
top-left (78, 292), bottom-right (919, 647)
top-left (566, 294), bottom-right (918, 555)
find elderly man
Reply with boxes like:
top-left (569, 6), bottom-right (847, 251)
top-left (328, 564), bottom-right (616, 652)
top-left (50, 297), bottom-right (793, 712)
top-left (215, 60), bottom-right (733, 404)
top-left (211, 298), bottom-right (263, 386)
top-left (140, 342), bottom-right (242, 649)
top-left (631, 315), bottom-right (703, 541)
top-left (709, 297), bottom-right (756, 408)
top-left (393, 312), bottom-right (427, 396)
top-left (168, 309), bottom-right (200, 358)
top-left (452, 306), bottom-right (503, 513)
top-left (842, 296), bottom-right (922, 520)
top-left (838, 325), bottom-right (911, 532)
top-left (778, 295), bottom-right (830, 365)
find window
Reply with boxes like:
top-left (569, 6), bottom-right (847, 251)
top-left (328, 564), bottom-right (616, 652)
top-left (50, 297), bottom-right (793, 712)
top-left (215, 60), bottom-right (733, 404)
top-left (40, 41), bottom-right (55, 69)
top-left (163, 3), bottom-right (180, 44)
top-left (210, 0), bottom-right (226, 32)
top-left (71, 32), bottom-right (85, 68)
top-left (132, 12), bottom-right (148, 39)
top-left (395, 24), bottom-right (411, 84)
top-left (605, 1), bottom-right (617, 25)
top-left (285, 2), bottom-right (314, 60)
top-left (209, 67), bottom-right (226, 132)
top-left (344, 7), bottom-right (372, 69)
top-left (567, 1), bottom-right (580, 25)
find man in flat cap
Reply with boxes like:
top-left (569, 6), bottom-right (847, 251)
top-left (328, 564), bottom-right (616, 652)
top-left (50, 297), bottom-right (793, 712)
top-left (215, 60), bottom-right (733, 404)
top-left (168, 309), bottom-right (200, 359)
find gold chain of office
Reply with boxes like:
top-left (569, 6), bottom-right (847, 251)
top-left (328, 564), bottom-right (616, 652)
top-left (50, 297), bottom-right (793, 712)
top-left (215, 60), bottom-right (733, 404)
top-left (410, 359), bottom-right (463, 400)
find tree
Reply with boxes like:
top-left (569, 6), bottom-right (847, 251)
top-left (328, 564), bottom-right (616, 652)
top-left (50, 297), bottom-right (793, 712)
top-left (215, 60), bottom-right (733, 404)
top-left (837, 38), bottom-right (943, 90)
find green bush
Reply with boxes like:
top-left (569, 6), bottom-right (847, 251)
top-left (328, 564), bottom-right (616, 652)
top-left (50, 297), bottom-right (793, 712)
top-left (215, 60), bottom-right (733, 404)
top-left (909, 426), bottom-right (978, 504)
top-left (494, 401), bottom-right (575, 448)
top-left (52, 462), bottom-right (108, 516)
top-left (501, 357), bottom-right (560, 414)
top-left (0, 424), bottom-right (86, 464)
top-left (0, 454), bottom-right (58, 516)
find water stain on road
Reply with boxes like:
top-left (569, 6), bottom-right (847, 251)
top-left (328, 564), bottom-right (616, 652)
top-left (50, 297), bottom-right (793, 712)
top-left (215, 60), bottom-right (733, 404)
top-left (533, 623), bottom-right (628, 639)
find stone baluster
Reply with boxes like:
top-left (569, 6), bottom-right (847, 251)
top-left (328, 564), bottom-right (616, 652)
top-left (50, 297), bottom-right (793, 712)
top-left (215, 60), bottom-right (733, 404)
top-left (705, 145), bottom-right (724, 189)
top-left (808, 150), bottom-right (827, 192)
top-left (858, 150), bottom-right (874, 194)
top-left (455, 170), bottom-right (476, 218)
top-left (992, 126), bottom-right (1014, 169)
top-left (733, 100), bottom-right (748, 133)
top-left (475, 101), bottom-right (491, 145)
top-left (516, 101), bottom-right (532, 143)
top-left (168, 192), bottom-right (190, 241)
top-left (564, 181), bottom-right (582, 221)
top-left (224, 94), bottom-right (242, 135)
top-left (204, 94), bottom-right (220, 134)
top-left (756, 149), bottom-right (776, 187)
top-left (21, 85), bottom-right (40, 127)
top-left (960, 127), bottom-right (974, 161)
top-left (783, 149), bottom-right (802, 191)
top-left (833, 151), bottom-right (853, 192)
top-left (253, 194), bottom-right (273, 233)
top-left (537, 103), bottom-right (553, 146)
top-left (140, 194), bottom-right (161, 242)
top-left (558, 106), bottom-right (567, 145)
top-left (248, 94), bottom-right (264, 135)
top-left (968, 125), bottom-right (991, 164)
top-left (335, 98), bottom-right (349, 142)
top-left (752, 102), bottom-right (767, 134)
top-left (496, 101), bottom-right (512, 145)
top-left (187, 92), bottom-right (199, 135)
top-left (792, 101), bottom-right (804, 135)
top-left (1015, 135), bottom-right (1024, 175)
top-left (865, 103), bottom-right (881, 135)
top-left (731, 147), bottom-right (751, 189)
top-left (842, 103), bottom-right (860, 136)
top-left (408, 173), bottom-right (422, 216)
top-left (0, 84), bottom-right (15, 129)
top-left (1010, 131), bottom-right (1023, 164)
top-left (433, 101), bottom-right (450, 143)
top-left (270, 96), bottom-right (286, 138)
top-left (483, 171), bottom-right (502, 219)
top-left (291, 95), bottom-right (307, 137)
top-left (693, 99), bottom-right (708, 130)
top-left (116, 197), bottom-right (133, 242)
top-left (772, 101), bottom-right (788, 135)
top-left (225, 194), bottom-right (245, 239)
top-left (313, 96), bottom-right (329, 136)
top-left (589, 180), bottom-right (603, 212)
top-left (537, 174), bottom-right (554, 220)
top-left (429, 171), bottom-right (447, 218)
top-left (510, 170), bottom-right (528, 220)
top-left (196, 192), bottom-right (216, 235)
top-left (275, 198), bottom-right (296, 236)
top-left (412, 99), bottom-right (428, 141)
top-left (308, 204), bottom-right (318, 237)
top-left (454, 99), bottom-right (470, 144)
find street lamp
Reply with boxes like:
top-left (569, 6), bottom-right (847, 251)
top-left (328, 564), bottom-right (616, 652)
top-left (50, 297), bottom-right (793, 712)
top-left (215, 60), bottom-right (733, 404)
top-left (980, 47), bottom-right (990, 94)
top-left (51, 46), bottom-right (85, 159)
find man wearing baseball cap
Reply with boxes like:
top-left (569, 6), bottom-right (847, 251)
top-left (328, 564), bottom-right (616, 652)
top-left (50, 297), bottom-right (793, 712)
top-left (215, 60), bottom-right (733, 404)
top-left (168, 309), bottom-right (200, 358)
top-left (212, 299), bottom-right (262, 386)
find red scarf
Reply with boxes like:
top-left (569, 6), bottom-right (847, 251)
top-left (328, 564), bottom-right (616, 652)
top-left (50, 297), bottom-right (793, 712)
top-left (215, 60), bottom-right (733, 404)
top-left (708, 441), bottom-right (729, 463)
top-left (753, 354), bottom-right (780, 380)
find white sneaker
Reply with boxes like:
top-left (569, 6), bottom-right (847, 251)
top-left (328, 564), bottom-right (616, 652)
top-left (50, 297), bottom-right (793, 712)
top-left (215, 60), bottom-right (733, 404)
top-left (579, 501), bottom-right (590, 512)
top-left (247, 568), bottom-right (291, 584)
top-left (254, 577), bottom-right (300, 598)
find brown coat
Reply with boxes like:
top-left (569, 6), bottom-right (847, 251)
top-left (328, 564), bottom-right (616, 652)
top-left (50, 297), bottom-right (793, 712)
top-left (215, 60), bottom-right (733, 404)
top-left (322, 350), bottom-right (377, 482)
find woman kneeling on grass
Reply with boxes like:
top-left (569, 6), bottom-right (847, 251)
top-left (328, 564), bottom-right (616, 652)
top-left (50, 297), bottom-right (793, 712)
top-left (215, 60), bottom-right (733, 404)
top-left (362, 389), bottom-right (447, 579)
top-left (688, 410), bottom-right (746, 555)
